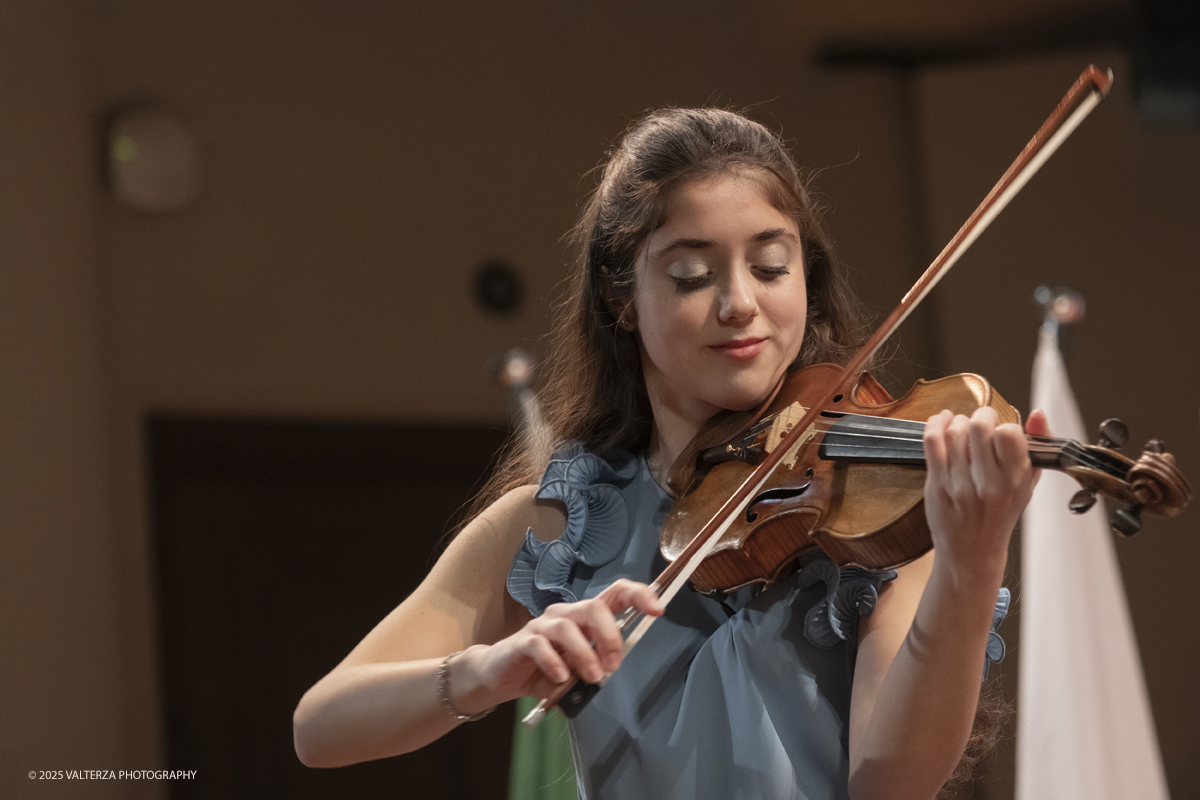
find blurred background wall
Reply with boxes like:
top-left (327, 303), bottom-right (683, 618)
top-left (1, 1), bottom-right (1196, 798)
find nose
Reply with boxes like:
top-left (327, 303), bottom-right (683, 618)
top-left (718, 264), bottom-right (758, 325)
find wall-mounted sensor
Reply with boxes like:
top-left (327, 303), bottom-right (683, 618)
top-left (474, 259), bottom-right (524, 316)
top-left (106, 109), bottom-right (200, 212)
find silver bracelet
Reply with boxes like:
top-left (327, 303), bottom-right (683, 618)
top-left (435, 651), bottom-right (494, 722)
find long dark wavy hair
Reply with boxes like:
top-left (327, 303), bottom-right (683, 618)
top-left (471, 108), bottom-right (865, 507)
top-left (466, 107), bottom-right (1005, 796)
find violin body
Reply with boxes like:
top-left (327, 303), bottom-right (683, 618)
top-left (659, 364), bottom-right (1022, 594)
top-left (660, 362), bottom-right (1192, 597)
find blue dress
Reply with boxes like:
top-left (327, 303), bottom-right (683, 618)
top-left (507, 443), bottom-right (1007, 800)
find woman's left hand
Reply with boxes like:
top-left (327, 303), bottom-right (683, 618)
top-left (922, 406), bottom-right (1050, 579)
top-left (849, 406), bottom-right (1052, 799)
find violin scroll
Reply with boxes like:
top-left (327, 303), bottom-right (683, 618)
top-left (1061, 423), bottom-right (1192, 537)
top-left (1127, 439), bottom-right (1187, 513)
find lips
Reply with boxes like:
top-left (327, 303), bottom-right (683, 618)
top-left (709, 337), bottom-right (766, 358)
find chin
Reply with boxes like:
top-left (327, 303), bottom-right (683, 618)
top-left (711, 385), bottom-right (775, 413)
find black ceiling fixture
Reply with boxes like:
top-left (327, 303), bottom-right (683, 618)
top-left (1134, 0), bottom-right (1200, 125)
top-left (815, 10), bottom-right (1134, 70)
top-left (815, 3), bottom-right (1199, 128)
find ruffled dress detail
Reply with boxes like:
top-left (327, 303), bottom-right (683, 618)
top-left (798, 559), bottom-right (897, 649)
top-left (507, 443), bottom-right (640, 616)
top-left (505, 442), bottom-right (1010, 800)
top-left (985, 587), bottom-right (1011, 679)
top-left (796, 552), bottom-right (1009, 677)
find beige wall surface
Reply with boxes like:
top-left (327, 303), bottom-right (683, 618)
top-left (2, 1), bottom-right (1195, 799)
top-left (87, 2), bottom-right (924, 423)
top-left (0, 4), bottom-right (136, 800)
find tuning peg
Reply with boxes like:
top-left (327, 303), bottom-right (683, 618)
top-left (1111, 505), bottom-right (1143, 537)
top-left (1097, 418), bottom-right (1128, 450)
top-left (1143, 439), bottom-right (1165, 454)
top-left (1068, 489), bottom-right (1098, 514)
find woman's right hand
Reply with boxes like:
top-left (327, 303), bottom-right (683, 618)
top-left (459, 579), bottom-right (663, 709)
top-left (295, 486), bottom-right (653, 765)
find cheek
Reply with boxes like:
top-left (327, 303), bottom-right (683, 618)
top-left (660, 301), bottom-right (708, 347)
top-left (791, 306), bottom-right (809, 347)
top-left (635, 295), bottom-right (706, 363)
top-left (639, 311), bottom-right (680, 363)
top-left (769, 292), bottom-right (809, 358)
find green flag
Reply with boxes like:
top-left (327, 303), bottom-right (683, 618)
top-left (508, 697), bottom-right (579, 800)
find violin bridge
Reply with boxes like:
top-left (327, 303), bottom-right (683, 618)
top-left (765, 403), bottom-right (816, 470)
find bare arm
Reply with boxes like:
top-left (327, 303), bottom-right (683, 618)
top-left (292, 484), bottom-right (661, 768)
top-left (847, 407), bottom-right (1048, 800)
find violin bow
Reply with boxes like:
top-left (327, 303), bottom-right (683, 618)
top-left (523, 65), bottom-right (1114, 727)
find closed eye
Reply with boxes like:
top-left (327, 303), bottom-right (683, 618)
top-left (672, 273), bottom-right (711, 292)
top-left (673, 264), bottom-right (791, 293)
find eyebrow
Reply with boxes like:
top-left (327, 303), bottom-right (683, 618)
top-left (650, 228), bottom-right (798, 260)
top-left (752, 228), bottom-right (797, 243)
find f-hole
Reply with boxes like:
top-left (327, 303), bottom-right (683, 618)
top-left (745, 468), bottom-right (814, 522)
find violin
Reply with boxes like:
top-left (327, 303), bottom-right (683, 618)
top-left (521, 64), bottom-right (1192, 727)
top-left (659, 363), bottom-right (1192, 596)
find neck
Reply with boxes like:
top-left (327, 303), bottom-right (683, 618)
top-left (646, 411), bottom-right (705, 498)
top-left (643, 370), bottom-right (719, 495)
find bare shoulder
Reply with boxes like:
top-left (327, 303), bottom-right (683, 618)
top-left (428, 484), bottom-right (568, 588)
top-left (338, 485), bottom-right (568, 666)
top-left (861, 551), bottom-right (933, 646)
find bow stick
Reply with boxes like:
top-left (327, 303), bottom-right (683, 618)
top-left (523, 64), bottom-right (1114, 727)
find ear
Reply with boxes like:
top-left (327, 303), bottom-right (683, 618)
top-left (599, 266), bottom-right (637, 331)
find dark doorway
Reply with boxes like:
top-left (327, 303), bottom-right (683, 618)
top-left (148, 416), bottom-right (514, 799)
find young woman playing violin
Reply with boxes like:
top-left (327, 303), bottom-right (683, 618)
top-left (293, 108), bottom-right (1050, 800)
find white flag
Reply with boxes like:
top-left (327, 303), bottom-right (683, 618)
top-left (1016, 326), bottom-right (1170, 800)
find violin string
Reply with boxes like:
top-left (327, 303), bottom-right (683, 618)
top-left (807, 436), bottom-right (1116, 474)
top-left (1062, 440), bottom-right (1127, 478)
top-left (753, 411), bottom-right (1071, 445)
top-left (813, 432), bottom-right (1118, 476)
top-left (753, 415), bottom-right (1072, 450)
top-left (752, 413), bottom-right (1120, 476)
top-left (743, 413), bottom-right (1122, 478)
